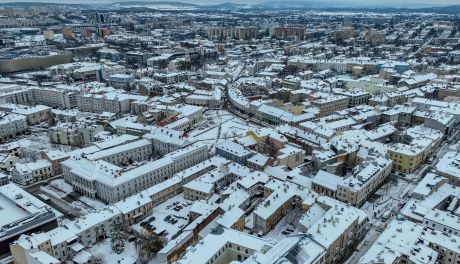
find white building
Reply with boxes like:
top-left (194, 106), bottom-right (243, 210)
top-left (0, 113), bottom-right (28, 143)
top-left (276, 145), bottom-right (305, 169)
top-left (62, 143), bottom-right (209, 202)
top-left (108, 74), bottom-right (135, 90)
top-left (0, 104), bottom-right (52, 125)
top-left (359, 220), bottom-right (438, 264)
top-left (49, 122), bottom-right (104, 147)
top-left (11, 206), bottom-right (121, 263)
top-left (76, 93), bottom-right (131, 113)
top-left (435, 150), bottom-right (460, 185)
top-left (337, 154), bottom-right (393, 207)
top-left (12, 160), bottom-right (53, 186)
top-left (32, 86), bottom-right (78, 109)
top-left (86, 139), bottom-right (152, 166)
top-left (0, 183), bottom-right (61, 255)
top-left (174, 225), bottom-right (276, 264)
top-left (143, 127), bottom-right (195, 155)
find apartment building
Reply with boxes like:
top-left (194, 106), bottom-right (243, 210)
top-left (43, 150), bottom-right (70, 175)
top-left (334, 26), bottom-right (356, 41)
top-left (401, 179), bottom-right (458, 223)
top-left (389, 126), bottom-right (443, 173)
top-left (367, 30), bottom-right (387, 46)
top-left (0, 153), bottom-right (18, 171)
top-left (276, 145), bottom-right (305, 169)
top-left (114, 160), bottom-right (219, 226)
top-left (32, 86), bottom-right (78, 109)
top-left (76, 92), bottom-right (131, 113)
top-left (0, 104), bottom-right (52, 125)
top-left (435, 151), bottom-right (460, 185)
top-left (108, 74), bottom-right (135, 90)
top-left (49, 122), bottom-right (104, 147)
top-left (0, 85), bottom-right (35, 105)
top-left (208, 26), bottom-right (258, 40)
top-left (359, 220), bottom-right (460, 264)
top-left (310, 93), bottom-right (349, 117)
top-left (12, 160), bottom-right (53, 186)
top-left (185, 92), bottom-right (223, 109)
top-left (337, 154), bottom-right (393, 207)
top-left (216, 140), bottom-right (253, 165)
top-left (424, 110), bottom-right (457, 136)
top-left (174, 225), bottom-right (275, 264)
top-left (311, 170), bottom-right (341, 198)
top-left (245, 234), bottom-right (326, 264)
top-left (0, 113), bottom-right (28, 143)
top-left (152, 72), bottom-right (188, 84)
top-left (272, 26), bottom-right (306, 40)
top-left (183, 162), bottom-right (250, 201)
top-left (253, 180), bottom-right (305, 234)
top-left (307, 196), bottom-right (368, 264)
top-left (359, 221), bottom-right (438, 264)
top-left (332, 88), bottom-right (371, 108)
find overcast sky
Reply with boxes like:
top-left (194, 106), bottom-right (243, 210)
top-left (0, 0), bottom-right (458, 6)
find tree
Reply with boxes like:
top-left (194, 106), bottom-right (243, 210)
top-left (90, 255), bottom-right (104, 264)
top-left (285, 196), bottom-right (303, 226)
top-left (135, 230), bottom-right (164, 264)
top-left (111, 220), bottom-right (127, 254)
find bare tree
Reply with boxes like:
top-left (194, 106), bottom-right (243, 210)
top-left (135, 230), bottom-right (164, 264)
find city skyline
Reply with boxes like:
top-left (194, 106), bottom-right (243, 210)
top-left (0, 0), bottom-right (459, 7)
top-left (0, 2), bottom-right (459, 264)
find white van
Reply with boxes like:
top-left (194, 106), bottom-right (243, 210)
top-left (381, 211), bottom-right (391, 222)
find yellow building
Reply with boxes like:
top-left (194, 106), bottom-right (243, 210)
top-left (253, 181), bottom-right (300, 234)
top-left (388, 143), bottom-right (425, 173)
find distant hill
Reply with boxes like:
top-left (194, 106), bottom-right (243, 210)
top-left (201, 3), bottom-right (253, 10)
top-left (0, 2), bottom-right (91, 8)
top-left (202, 1), bottom-right (460, 14)
top-left (113, 1), bottom-right (198, 7)
top-left (0, 1), bottom-right (459, 14)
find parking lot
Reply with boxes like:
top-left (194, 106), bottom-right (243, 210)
top-left (133, 194), bottom-right (192, 241)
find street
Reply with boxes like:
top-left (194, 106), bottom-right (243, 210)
top-left (25, 175), bottom-right (83, 220)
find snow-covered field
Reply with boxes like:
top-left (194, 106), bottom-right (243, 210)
top-left (88, 239), bottom-right (138, 264)
top-left (47, 179), bottom-right (74, 195)
top-left (189, 110), bottom-right (259, 147)
top-left (79, 196), bottom-right (106, 210)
